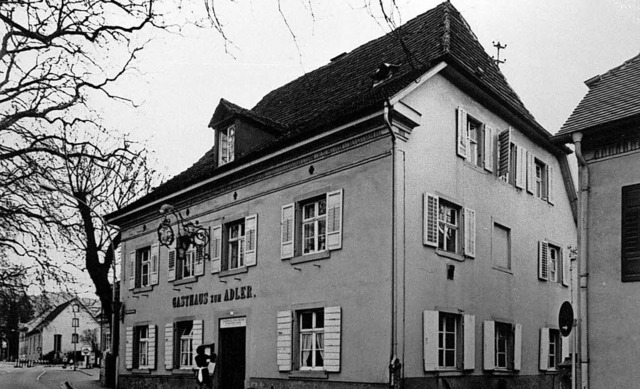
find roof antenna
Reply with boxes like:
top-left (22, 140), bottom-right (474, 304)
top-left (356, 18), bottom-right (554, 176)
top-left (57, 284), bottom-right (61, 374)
top-left (492, 41), bottom-right (507, 67)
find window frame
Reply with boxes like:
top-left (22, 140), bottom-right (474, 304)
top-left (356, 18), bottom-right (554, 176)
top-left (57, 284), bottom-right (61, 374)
top-left (492, 222), bottom-right (511, 271)
top-left (494, 322), bottom-right (514, 370)
top-left (622, 183), bottom-right (640, 281)
top-left (135, 325), bottom-right (150, 369)
top-left (135, 247), bottom-right (151, 288)
top-left (225, 219), bottom-right (246, 270)
top-left (548, 329), bottom-right (560, 370)
top-left (176, 321), bottom-right (194, 369)
top-left (467, 116), bottom-right (483, 168)
top-left (301, 196), bottom-right (328, 256)
top-left (548, 244), bottom-right (560, 282)
top-left (218, 125), bottom-right (235, 166)
top-left (438, 312), bottom-right (461, 369)
top-left (298, 309), bottom-right (325, 371)
top-left (437, 199), bottom-right (461, 254)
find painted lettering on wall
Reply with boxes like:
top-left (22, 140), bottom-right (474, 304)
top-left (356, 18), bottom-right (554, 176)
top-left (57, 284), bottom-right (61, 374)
top-left (172, 285), bottom-right (254, 308)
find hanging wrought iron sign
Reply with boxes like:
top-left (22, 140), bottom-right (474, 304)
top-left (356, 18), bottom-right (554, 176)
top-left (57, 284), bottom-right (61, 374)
top-left (157, 204), bottom-right (209, 250)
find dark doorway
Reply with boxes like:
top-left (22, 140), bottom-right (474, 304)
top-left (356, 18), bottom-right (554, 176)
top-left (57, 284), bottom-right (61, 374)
top-left (219, 325), bottom-right (246, 389)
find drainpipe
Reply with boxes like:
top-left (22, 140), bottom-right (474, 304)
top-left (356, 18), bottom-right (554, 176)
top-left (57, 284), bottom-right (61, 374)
top-left (572, 131), bottom-right (589, 389)
top-left (384, 100), bottom-right (400, 388)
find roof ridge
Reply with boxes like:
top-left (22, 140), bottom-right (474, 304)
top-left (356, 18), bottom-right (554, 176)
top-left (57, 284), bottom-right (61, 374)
top-left (585, 51), bottom-right (640, 87)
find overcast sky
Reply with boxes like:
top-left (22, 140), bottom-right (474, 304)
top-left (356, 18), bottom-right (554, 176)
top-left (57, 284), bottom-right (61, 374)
top-left (108, 0), bottom-right (640, 178)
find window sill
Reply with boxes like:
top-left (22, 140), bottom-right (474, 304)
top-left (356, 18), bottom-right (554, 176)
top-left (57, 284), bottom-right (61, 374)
top-left (290, 251), bottom-right (331, 265)
top-left (133, 285), bottom-right (153, 294)
top-left (174, 277), bottom-right (197, 286)
top-left (172, 368), bottom-right (194, 375)
top-left (132, 368), bottom-right (151, 374)
top-left (488, 369), bottom-right (517, 375)
top-left (289, 370), bottom-right (329, 380)
top-left (492, 266), bottom-right (513, 275)
top-left (435, 249), bottom-right (465, 262)
top-left (219, 267), bottom-right (248, 278)
top-left (431, 369), bottom-right (464, 376)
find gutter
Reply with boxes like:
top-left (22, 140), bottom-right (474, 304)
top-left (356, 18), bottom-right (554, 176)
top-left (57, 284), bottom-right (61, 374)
top-left (572, 131), bottom-right (589, 389)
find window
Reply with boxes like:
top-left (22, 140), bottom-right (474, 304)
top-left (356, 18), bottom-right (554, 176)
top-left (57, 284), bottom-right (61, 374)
top-left (281, 190), bottom-right (343, 260)
top-left (456, 108), bottom-right (494, 172)
top-left (539, 328), bottom-right (561, 371)
top-left (423, 194), bottom-right (476, 259)
top-left (538, 241), bottom-right (568, 285)
top-left (180, 248), bottom-right (196, 279)
top-left (178, 321), bottom-right (194, 368)
top-left (535, 161), bottom-right (545, 198)
top-left (211, 215), bottom-right (257, 274)
top-left (492, 223), bottom-right (511, 270)
top-left (483, 321), bottom-right (521, 371)
top-left (468, 117), bottom-right (482, 167)
top-left (128, 244), bottom-right (159, 290)
top-left (438, 200), bottom-right (460, 253)
top-left (299, 309), bottom-right (324, 370)
top-left (168, 235), bottom-right (206, 281)
top-left (219, 125), bottom-right (235, 165)
top-left (125, 325), bottom-right (156, 370)
top-left (136, 326), bottom-right (150, 368)
top-left (54, 334), bottom-right (61, 354)
top-left (423, 310), bottom-right (475, 371)
top-left (622, 184), bottom-right (640, 281)
top-left (548, 245), bottom-right (559, 282)
top-left (276, 307), bottom-right (342, 373)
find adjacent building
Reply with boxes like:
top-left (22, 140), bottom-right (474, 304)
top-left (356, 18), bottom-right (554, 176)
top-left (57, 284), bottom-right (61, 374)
top-left (19, 298), bottom-right (101, 361)
top-left (552, 54), bottom-right (640, 389)
top-left (106, 3), bottom-right (577, 388)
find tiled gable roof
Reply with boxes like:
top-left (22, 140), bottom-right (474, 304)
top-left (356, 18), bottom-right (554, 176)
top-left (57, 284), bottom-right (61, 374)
top-left (107, 1), bottom-right (549, 220)
top-left (209, 98), bottom-right (288, 133)
top-left (555, 53), bottom-right (640, 141)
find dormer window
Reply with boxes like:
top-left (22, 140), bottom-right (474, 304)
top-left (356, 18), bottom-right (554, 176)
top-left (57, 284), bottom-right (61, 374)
top-left (219, 125), bottom-right (235, 165)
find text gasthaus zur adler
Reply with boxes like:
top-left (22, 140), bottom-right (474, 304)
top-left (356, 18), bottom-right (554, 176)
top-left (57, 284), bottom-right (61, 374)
top-left (172, 285), bottom-right (254, 308)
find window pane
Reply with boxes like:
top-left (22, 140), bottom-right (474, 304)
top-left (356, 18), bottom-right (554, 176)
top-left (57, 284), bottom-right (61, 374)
top-left (303, 204), bottom-right (315, 219)
top-left (493, 223), bottom-right (511, 269)
top-left (445, 350), bottom-right (455, 367)
top-left (318, 199), bottom-right (326, 216)
top-left (315, 312), bottom-right (324, 328)
top-left (301, 312), bottom-right (313, 329)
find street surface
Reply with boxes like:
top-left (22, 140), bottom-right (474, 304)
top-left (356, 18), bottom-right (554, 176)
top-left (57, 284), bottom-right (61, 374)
top-left (0, 362), bottom-right (101, 389)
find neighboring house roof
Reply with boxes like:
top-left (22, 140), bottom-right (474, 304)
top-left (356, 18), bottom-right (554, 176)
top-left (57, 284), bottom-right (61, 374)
top-left (22, 298), bottom-right (98, 336)
top-left (554, 53), bottom-right (640, 142)
top-left (107, 1), bottom-right (554, 221)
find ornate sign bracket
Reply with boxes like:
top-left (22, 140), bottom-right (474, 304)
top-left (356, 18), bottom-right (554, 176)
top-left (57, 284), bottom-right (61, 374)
top-left (157, 204), bottom-right (209, 250)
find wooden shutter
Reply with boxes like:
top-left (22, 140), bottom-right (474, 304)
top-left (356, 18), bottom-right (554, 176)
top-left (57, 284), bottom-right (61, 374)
top-left (150, 243), bottom-right (159, 285)
top-left (539, 241), bottom-right (549, 280)
top-left (194, 247), bottom-right (204, 276)
top-left (192, 320), bottom-right (203, 366)
top-left (326, 190), bottom-right (343, 251)
top-left (513, 323), bottom-right (522, 371)
top-left (497, 128), bottom-right (511, 182)
top-left (623, 184), bottom-right (640, 281)
top-left (422, 310), bottom-right (439, 371)
top-left (457, 107), bottom-right (468, 158)
top-left (276, 310), bottom-right (292, 371)
top-left (483, 321), bottom-right (495, 370)
top-left (547, 164), bottom-right (555, 204)
top-left (168, 241), bottom-right (176, 282)
top-left (562, 248), bottom-right (570, 287)
top-left (148, 325), bottom-right (157, 369)
top-left (484, 126), bottom-right (494, 172)
top-left (244, 214), bottom-right (258, 267)
top-left (539, 328), bottom-right (550, 371)
top-left (128, 251), bottom-right (136, 290)
top-left (281, 204), bottom-right (295, 259)
top-left (464, 207), bottom-right (476, 258)
top-left (211, 225), bottom-right (222, 274)
top-left (324, 306), bottom-right (342, 372)
top-left (526, 151), bottom-right (535, 194)
top-left (164, 323), bottom-right (174, 370)
top-left (423, 193), bottom-right (439, 247)
top-left (125, 326), bottom-right (133, 369)
top-left (463, 314), bottom-right (476, 370)
top-left (515, 145), bottom-right (526, 189)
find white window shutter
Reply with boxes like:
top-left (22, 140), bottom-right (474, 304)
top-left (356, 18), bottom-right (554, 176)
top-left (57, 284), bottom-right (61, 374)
top-left (515, 145), bottom-right (526, 189)
top-left (192, 320), bottom-right (203, 366)
top-left (125, 326), bottom-right (133, 369)
top-left (483, 321), bottom-right (495, 370)
top-left (324, 306), bottom-right (342, 372)
top-left (423, 193), bottom-right (439, 247)
top-left (457, 107), bottom-right (468, 158)
top-left (281, 204), bottom-right (295, 259)
top-left (514, 323), bottom-right (523, 371)
top-left (423, 310), bottom-right (439, 371)
top-left (148, 324), bottom-right (157, 370)
top-left (526, 151), bottom-right (535, 194)
top-left (150, 243), bottom-right (159, 285)
top-left (164, 322), bottom-right (174, 370)
top-left (539, 328), bottom-right (550, 371)
top-left (326, 190), bottom-right (343, 251)
top-left (210, 225), bottom-right (222, 274)
top-left (244, 214), bottom-right (258, 267)
top-left (562, 248), bottom-right (570, 287)
top-left (464, 208), bottom-right (476, 258)
top-left (539, 241), bottom-right (549, 281)
top-left (547, 164), bottom-right (555, 205)
top-left (128, 251), bottom-right (136, 290)
top-left (168, 241), bottom-right (176, 282)
top-left (463, 314), bottom-right (476, 370)
top-left (276, 310), bottom-right (293, 371)
top-left (484, 126), bottom-right (494, 172)
top-left (497, 128), bottom-right (511, 181)
top-left (194, 246), bottom-right (205, 276)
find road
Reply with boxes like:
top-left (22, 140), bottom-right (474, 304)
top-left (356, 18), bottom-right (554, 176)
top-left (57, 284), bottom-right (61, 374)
top-left (0, 362), bottom-right (101, 389)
